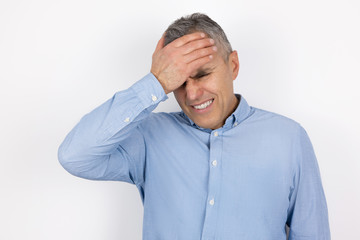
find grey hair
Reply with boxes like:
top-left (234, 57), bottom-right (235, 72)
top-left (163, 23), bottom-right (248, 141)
top-left (164, 13), bottom-right (233, 61)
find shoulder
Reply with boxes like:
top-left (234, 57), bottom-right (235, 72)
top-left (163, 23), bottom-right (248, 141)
top-left (246, 106), bottom-right (303, 137)
top-left (250, 106), bottom-right (301, 128)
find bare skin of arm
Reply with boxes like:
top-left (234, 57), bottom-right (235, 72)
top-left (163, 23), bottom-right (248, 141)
top-left (151, 32), bottom-right (217, 94)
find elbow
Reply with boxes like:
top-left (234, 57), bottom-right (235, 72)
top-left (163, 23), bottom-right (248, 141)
top-left (57, 140), bottom-right (82, 177)
top-left (57, 142), bottom-right (73, 174)
top-left (57, 140), bottom-right (105, 180)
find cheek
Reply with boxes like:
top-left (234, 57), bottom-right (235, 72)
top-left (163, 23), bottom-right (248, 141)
top-left (206, 77), bottom-right (227, 95)
top-left (174, 89), bottom-right (186, 105)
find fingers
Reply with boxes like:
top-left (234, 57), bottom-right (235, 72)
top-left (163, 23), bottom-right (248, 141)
top-left (183, 45), bottom-right (217, 63)
top-left (173, 33), bottom-right (216, 64)
top-left (171, 32), bottom-right (206, 48)
top-left (154, 33), bottom-right (166, 52)
top-left (187, 55), bottom-right (214, 75)
top-left (180, 38), bottom-right (215, 55)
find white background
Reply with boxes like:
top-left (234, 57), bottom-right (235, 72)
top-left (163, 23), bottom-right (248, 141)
top-left (1, 0), bottom-right (359, 239)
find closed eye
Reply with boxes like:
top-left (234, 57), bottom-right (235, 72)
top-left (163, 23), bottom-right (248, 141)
top-left (181, 72), bottom-right (211, 87)
top-left (193, 72), bottom-right (211, 79)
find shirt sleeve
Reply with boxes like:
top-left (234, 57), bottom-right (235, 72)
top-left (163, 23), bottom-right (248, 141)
top-left (57, 73), bottom-right (168, 187)
top-left (287, 125), bottom-right (331, 240)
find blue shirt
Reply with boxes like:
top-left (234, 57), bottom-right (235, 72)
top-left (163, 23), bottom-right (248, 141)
top-left (58, 73), bottom-right (330, 240)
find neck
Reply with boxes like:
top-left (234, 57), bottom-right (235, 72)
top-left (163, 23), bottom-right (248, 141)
top-left (228, 94), bottom-right (240, 116)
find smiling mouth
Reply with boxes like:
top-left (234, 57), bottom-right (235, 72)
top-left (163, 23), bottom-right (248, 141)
top-left (192, 99), bottom-right (214, 110)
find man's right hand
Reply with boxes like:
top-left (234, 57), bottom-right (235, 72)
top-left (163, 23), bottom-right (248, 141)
top-left (150, 32), bottom-right (217, 94)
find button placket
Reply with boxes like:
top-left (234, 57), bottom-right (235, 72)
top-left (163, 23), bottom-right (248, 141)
top-left (211, 160), bottom-right (217, 166)
top-left (201, 130), bottom-right (223, 239)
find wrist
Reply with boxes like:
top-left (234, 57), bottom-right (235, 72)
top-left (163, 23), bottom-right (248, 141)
top-left (151, 71), bottom-right (170, 94)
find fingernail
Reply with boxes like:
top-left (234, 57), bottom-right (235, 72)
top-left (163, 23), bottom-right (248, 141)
top-left (200, 33), bottom-right (205, 37)
top-left (209, 55), bottom-right (213, 59)
top-left (213, 46), bottom-right (217, 51)
top-left (210, 39), bottom-right (214, 44)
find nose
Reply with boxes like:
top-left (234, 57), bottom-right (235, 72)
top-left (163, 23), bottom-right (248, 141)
top-left (185, 79), bottom-right (203, 101)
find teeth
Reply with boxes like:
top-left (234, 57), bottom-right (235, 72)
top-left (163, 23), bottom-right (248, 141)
top-left (193, 99), bottom-right (213, 110)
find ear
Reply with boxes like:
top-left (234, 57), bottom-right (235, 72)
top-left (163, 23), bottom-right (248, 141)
top-left (228, 50), bottom-right (239, 80)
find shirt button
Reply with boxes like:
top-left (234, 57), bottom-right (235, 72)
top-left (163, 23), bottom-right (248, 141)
top-left (151, 95), bottom-right (157, 102)
top-left (233, 122), bottom-right (238, 127)
top-left (209, 199), bottom-right (215, 205)
top-left (214, 131), bottom-right (219, 137)
top-left (124, 117), bottom-right (130, 122)
top-left (211, 160), bottom-right (217, 166)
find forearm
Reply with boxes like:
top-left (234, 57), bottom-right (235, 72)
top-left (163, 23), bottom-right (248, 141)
top-left (58, 73), bottom-right (167, 181)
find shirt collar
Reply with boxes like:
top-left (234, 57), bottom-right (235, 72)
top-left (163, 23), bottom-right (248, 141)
top-left (180, 94), bottom-right (252, 131)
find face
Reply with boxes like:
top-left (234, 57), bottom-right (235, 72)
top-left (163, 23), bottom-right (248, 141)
top-left (173, 49), bottom-right (240, 130)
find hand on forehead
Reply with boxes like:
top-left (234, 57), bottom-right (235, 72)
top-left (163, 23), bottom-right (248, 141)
top-left (170, 32), bottom-right (220, 76)
top-left (151, 31), bottom-right (217, 94)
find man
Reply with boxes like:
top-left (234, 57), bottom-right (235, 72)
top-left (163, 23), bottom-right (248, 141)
top-left (58, 13), bottom-right (330, 240)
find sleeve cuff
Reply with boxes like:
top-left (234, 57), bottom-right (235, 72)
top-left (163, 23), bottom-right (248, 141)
top-left (131, 73), bottom-right (168, 108)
